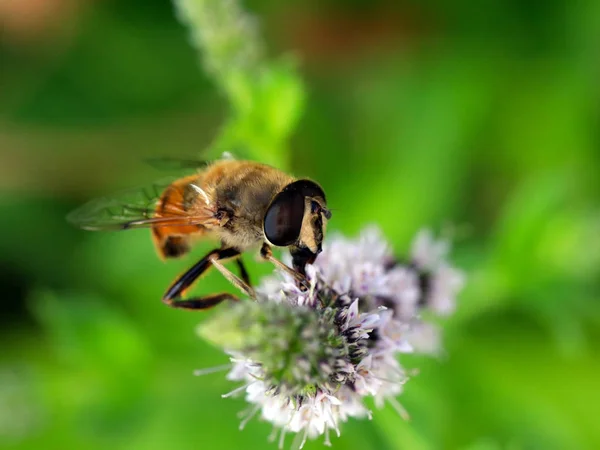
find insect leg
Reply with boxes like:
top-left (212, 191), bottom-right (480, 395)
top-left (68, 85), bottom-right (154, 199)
top-left (163, 293), bottom-right (239, 311)
top-left (211, 258), bottom-right (256, 299)
top-left (260, 244), bottom-right (307, 286)
top-left (162, 247), bottom-right (241, 310)
top-left (235, 258), bottom-right (252, 286)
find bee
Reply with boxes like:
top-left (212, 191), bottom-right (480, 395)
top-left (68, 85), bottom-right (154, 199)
top-left (68, 159), bottom-right (331, 310)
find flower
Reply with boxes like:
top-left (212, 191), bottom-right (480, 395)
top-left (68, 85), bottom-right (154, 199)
top-left (410, 229), bottom-right (466, 316)
top-left (197, 226), bottom-right (464, 448)
top-left (174, 0), bottom-right (263, 79)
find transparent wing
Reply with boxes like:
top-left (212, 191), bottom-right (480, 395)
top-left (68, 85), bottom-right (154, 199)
top-left (143, 157), bottom-right (210, 172)
top-left (143, 151), bottom-right (239, 172)
top-left (67, 177), bottom-right (211, 231)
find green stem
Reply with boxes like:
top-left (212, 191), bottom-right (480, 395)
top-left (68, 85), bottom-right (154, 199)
top-left (173, 0), bottom-right (305, 170)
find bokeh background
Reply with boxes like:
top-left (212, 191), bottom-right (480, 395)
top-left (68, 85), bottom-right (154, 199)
top-left (1, 0), bottom-right (599, 449)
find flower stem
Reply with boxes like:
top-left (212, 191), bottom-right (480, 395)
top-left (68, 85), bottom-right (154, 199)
top-left (173, 0), bottom-right (304, 169)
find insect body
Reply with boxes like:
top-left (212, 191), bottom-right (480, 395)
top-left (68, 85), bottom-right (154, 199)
top-left (68, 160), bottom-right (331, 310)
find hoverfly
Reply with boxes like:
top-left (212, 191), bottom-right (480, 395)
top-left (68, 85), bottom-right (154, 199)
top-left (68, 158), bottom-right (331, 310)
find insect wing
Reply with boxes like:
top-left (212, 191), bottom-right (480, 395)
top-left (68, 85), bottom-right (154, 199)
top-left (67, 177), bottom-right (209, 231)
top-left (143, 157), bottom-right (210, 172)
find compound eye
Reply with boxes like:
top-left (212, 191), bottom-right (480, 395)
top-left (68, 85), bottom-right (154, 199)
top-left (264, 190), bottom-right (305, 246)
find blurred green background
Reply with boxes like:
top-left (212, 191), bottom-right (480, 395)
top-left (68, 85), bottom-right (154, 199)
top-left (1, 0), bottom-right (599, 449)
